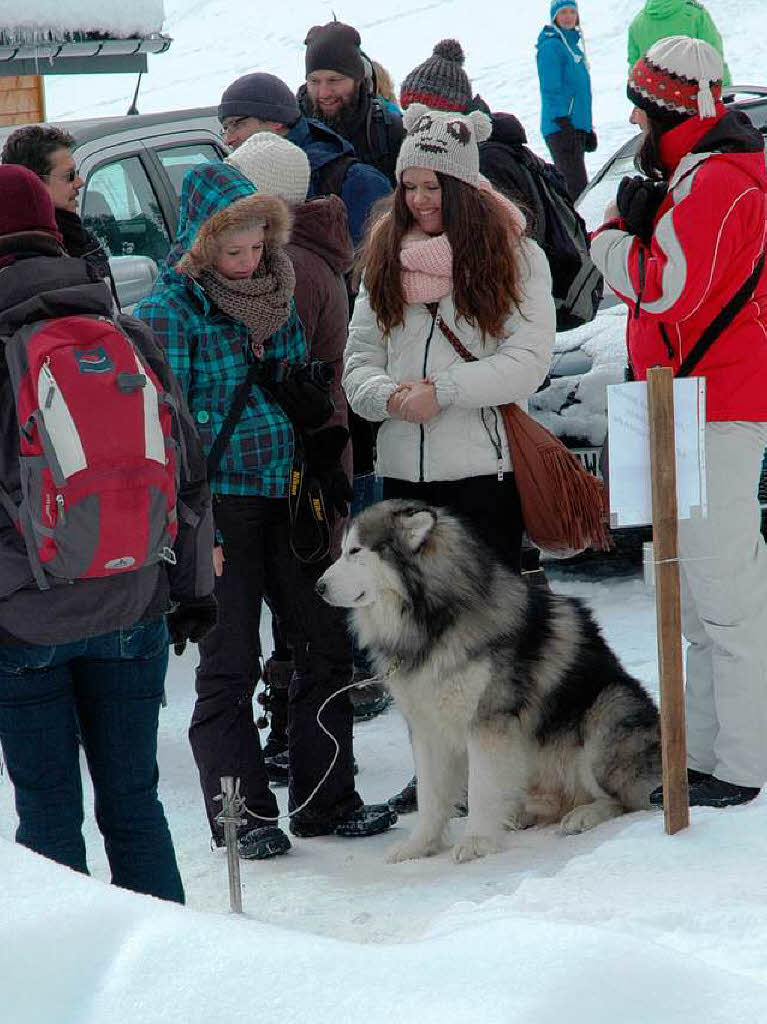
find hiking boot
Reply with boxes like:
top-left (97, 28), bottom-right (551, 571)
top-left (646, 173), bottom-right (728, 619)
top-left (388, 775), bottom-right (418, 814)
top-left (238, 825), bottom-right (292, 860)
top-left (265, 750), bottom-right (289, 786)
top-left (266, 751), bottom-right (359, 787)
top-left (351, 674), bottom-right (394, 721)
top-left (289, 803), bottom-right (397, 838)
top-left (259, 657), bottom-right (292, 755)
top-left (650, 770), bottom-right (759, 808)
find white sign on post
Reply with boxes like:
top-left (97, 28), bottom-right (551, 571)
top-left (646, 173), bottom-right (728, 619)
top-left (606, 378), bottom-right (707, 527)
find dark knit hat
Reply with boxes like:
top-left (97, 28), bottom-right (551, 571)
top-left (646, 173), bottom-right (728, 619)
top-left (218, 73), bottom-right (300, 126)
top-left (400, 40), bottom-right (472, 113)
top-left (304, 22), bottom-right (365, 81)
top-left (627, 36), bottom-right (723, 125)
top-left (0, 164), bottom-right (61, 239)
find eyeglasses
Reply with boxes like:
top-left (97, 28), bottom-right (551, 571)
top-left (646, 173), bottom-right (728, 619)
top-left (219, 116), bottom-right (250, 137)
top-left (44, 168), bottom-right (78, 184)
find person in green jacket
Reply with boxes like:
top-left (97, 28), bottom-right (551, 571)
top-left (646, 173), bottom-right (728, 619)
top-left (628, 0), bottom-right (731, 85)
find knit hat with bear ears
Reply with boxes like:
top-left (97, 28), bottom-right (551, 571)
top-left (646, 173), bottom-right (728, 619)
top-left (627, 35), bottom-right (723, 124)
top-left (395, 103), bottom-right (492, 187)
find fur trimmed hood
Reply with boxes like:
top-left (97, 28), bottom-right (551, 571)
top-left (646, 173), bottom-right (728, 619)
top-left (178, 193), bottom-right (293, 279)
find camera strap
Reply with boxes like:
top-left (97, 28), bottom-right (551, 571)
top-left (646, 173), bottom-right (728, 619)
top-left (206, 360), bottom-right (263, 479)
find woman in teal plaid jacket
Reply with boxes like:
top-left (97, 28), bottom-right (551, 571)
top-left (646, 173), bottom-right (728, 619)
top-left (134, 162), bottom-right (395, 858)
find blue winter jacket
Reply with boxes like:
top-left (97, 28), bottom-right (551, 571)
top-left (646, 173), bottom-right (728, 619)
top-left (286, 116), bottom-right (391, 246)
top-left (536, 24), bottom-right (593, 137)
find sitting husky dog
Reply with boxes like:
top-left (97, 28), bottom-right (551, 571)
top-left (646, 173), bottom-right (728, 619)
top-left (316, 500), bottom-right (662, 864)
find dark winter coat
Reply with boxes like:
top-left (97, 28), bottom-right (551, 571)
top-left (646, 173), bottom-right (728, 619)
top-left (55, 207), bottom-right (119, 302)
top-left (297, 84), bottom-right (404, 187)
top-left (0, 238), bottom-right (214, 646)
top-left (286, 115), bottom-right (391, 246)
top-left (479, 113), bottom-right (550, 247)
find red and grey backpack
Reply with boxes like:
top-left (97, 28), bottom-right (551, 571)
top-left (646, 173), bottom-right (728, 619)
top-left (0, 313), bottom-right (179, 589)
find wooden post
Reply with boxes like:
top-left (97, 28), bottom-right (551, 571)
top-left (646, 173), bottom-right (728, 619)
top-left (0, 76), bottom-right (46, 127)
top-left (647, 367), bottom-right (689, 835)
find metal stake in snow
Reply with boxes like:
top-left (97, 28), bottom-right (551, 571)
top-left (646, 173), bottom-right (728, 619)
top-left (216, 777), bottom-right (244, 913)
top-left (647, 367), bottom-right (689, 835)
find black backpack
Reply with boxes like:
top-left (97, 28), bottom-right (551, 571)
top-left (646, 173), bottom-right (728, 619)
top-left (480, 141), bottom-right (603, 332)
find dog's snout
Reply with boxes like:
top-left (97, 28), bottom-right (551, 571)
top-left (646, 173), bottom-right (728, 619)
top-left (315, 578), bottom-right (327, 597)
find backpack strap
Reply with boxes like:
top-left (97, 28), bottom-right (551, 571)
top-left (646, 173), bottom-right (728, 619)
top-left (315, 154), bottom-right (360, 198)
top-left (676, 250), bottom-right (765, 378)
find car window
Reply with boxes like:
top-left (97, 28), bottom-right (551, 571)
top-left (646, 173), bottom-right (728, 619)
top-left (578, 153), bottom-right (639, 233)
top-left (81, 156), bottom-right (171, 265)
top-left (155, 144), bottom-right (222, 199)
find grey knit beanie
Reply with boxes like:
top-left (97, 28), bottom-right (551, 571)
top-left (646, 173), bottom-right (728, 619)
top-left (227, 132), bottom-right (311, 206)
top-left (399, 40), bottom-right (473, 113)
top-left (395, 103), bottom-right (492, 188)
top-left (218, 73), bottom-right (300, 126)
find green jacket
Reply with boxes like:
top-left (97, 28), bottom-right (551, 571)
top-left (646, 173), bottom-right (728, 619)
top-left (628, 0), bottom-right (731, 85)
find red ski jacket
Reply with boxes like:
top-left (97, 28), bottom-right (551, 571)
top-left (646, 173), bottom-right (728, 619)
top-left (591, 106), bottom-right (767, 422)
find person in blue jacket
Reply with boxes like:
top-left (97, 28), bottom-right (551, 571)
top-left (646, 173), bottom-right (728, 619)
top-left (536, 1), bottom-right (596, 200)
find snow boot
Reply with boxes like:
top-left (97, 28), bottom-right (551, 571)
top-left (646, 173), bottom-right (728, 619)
top-left (265, 749), bottom-right (290, 786)
top-left (387, 775), bottom-right (418, 814)
top-left (351, 673), bottom-right (394, 721)
top-left (289, 802), bottom-right (397, 838)
top-left (649, 768), bottom-right (713, 807)
top-left (259, 656), bottom-right (292, 760)
top-left (238, 825), bottom-right (292, 860)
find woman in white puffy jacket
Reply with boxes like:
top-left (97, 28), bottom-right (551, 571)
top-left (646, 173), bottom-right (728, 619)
top-left (343, 103), bottom-right (556, 570)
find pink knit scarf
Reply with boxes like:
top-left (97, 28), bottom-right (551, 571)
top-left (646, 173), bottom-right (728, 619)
top-left (399, 180), bottom-right (526, 305)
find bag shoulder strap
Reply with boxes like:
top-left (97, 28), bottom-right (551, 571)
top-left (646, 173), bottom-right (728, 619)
top-left (205, 360), bottom-right (262, 478)
top-left (433, 311), bottom-right (478, 364)
top-left (676, 250), bottom-right (765, 378)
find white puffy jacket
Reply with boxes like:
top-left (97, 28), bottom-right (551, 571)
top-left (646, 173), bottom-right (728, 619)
top-left (342, 238), bottom-right (555, 483)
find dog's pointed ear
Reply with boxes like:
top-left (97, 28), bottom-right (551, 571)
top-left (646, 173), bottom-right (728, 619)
top-left (400, 508), bottom-right (437, 552)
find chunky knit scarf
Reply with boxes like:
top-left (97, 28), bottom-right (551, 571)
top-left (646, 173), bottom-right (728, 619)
top-left (199, 246), bottom-right (296, 356)
top-left (399, 181), bottom-right (526, 305)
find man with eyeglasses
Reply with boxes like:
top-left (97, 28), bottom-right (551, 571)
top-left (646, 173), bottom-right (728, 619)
top-left (1, 125), bottom-right (114, 295)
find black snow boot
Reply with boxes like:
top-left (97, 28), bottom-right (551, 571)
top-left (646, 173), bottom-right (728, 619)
top-left (260, 657), bottom-right (292, 759)
top-left (265, 749), bottom-right (290, 786)
top-left (350, 673), bottom-right (394, 721)
top-left (650, 770), bottom-right (760, 808)
top-left (388, 775), bottom-right (418, 814)
top-left (238, 825), bottom-right (292, 860)
top-left (289, 802), bottom-right (397, 838)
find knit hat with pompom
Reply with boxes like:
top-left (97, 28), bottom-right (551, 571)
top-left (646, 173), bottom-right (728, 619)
top-left (399, 40), bottom-right (473, 113)
top-left (627, 35), bottom-right (723, 124)
top-left (395, 103), bottom-right (492, 187)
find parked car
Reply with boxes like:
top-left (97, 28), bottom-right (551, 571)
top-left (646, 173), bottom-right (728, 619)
top-left (530, 87), bottom-right (767, 555)
top-left (0, 106), bottom-right (225, 309)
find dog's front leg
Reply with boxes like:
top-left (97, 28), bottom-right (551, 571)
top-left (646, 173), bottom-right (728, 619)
top-left (453, 728), bottom-right (521, 863)
top-left (386, 732), bottom-right (462, 863)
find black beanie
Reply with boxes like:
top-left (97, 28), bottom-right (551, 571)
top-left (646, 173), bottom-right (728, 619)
top-left (218, 73), bottom-right (300, 125)
top-left (304, 22), bottom-right (365, 81)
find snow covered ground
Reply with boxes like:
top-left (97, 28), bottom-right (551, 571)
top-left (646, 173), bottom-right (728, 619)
top-left (3, 564), bottom-right (767, 1023)
top-left (3, 2), bottom-right (767, 1021)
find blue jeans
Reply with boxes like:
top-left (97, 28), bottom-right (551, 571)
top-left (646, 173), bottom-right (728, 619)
top-left (0, 618), bottom-right (183, 904)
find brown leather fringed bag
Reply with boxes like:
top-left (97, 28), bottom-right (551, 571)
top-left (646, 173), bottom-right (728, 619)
top-left (435, 313), bottom-right (612, 556)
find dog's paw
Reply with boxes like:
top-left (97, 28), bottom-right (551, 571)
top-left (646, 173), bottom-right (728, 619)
top-left (560, 800), bottom-right (620, 835)
top-left (451, 833), bottom-right (503, 863)
top-left (385, 836), bottom-right (443, 864)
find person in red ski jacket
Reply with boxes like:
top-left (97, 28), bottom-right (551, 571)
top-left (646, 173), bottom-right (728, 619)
top-left (591, 37), bottom-right (767, 809)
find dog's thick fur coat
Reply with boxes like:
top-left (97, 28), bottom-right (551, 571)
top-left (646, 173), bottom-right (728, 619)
top-left (317, 500), bottom-right (662, 863)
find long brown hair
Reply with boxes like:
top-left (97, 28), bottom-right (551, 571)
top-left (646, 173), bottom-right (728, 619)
top-left (360, 172), bottom-right (524, 339)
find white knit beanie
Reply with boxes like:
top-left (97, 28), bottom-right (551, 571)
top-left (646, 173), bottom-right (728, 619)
top-left (226, 131), bottom-right (311, 205)
top-left (395, 103), bottom-right (493, 187)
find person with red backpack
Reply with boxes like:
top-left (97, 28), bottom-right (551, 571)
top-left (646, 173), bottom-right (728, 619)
top-left (0, 166), bottom-right (217, 902)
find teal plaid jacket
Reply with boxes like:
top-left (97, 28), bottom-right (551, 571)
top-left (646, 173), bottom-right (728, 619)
top-left (134, 163), bottom-right (307, 498)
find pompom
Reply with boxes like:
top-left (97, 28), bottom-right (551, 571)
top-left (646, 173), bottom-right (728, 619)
top-left (468, 109), bottom-right (493, 144)
top-left (433, 39), bottom-right (465, 64)
top-left (403, 102), bottom-right (430, 132)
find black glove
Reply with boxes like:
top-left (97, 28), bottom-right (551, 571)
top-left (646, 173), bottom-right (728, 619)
top-left (616, 175), bottom-right (668, 244)
top-left (167, 595), bottom-right (218, 656)
top-left (303, 426), bottom-right (353, 524)
top-left (583, 129), bottom-right (598, 153)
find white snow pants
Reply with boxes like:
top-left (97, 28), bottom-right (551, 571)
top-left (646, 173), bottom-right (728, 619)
top-left (678, 421), bottom-right (767, 788)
